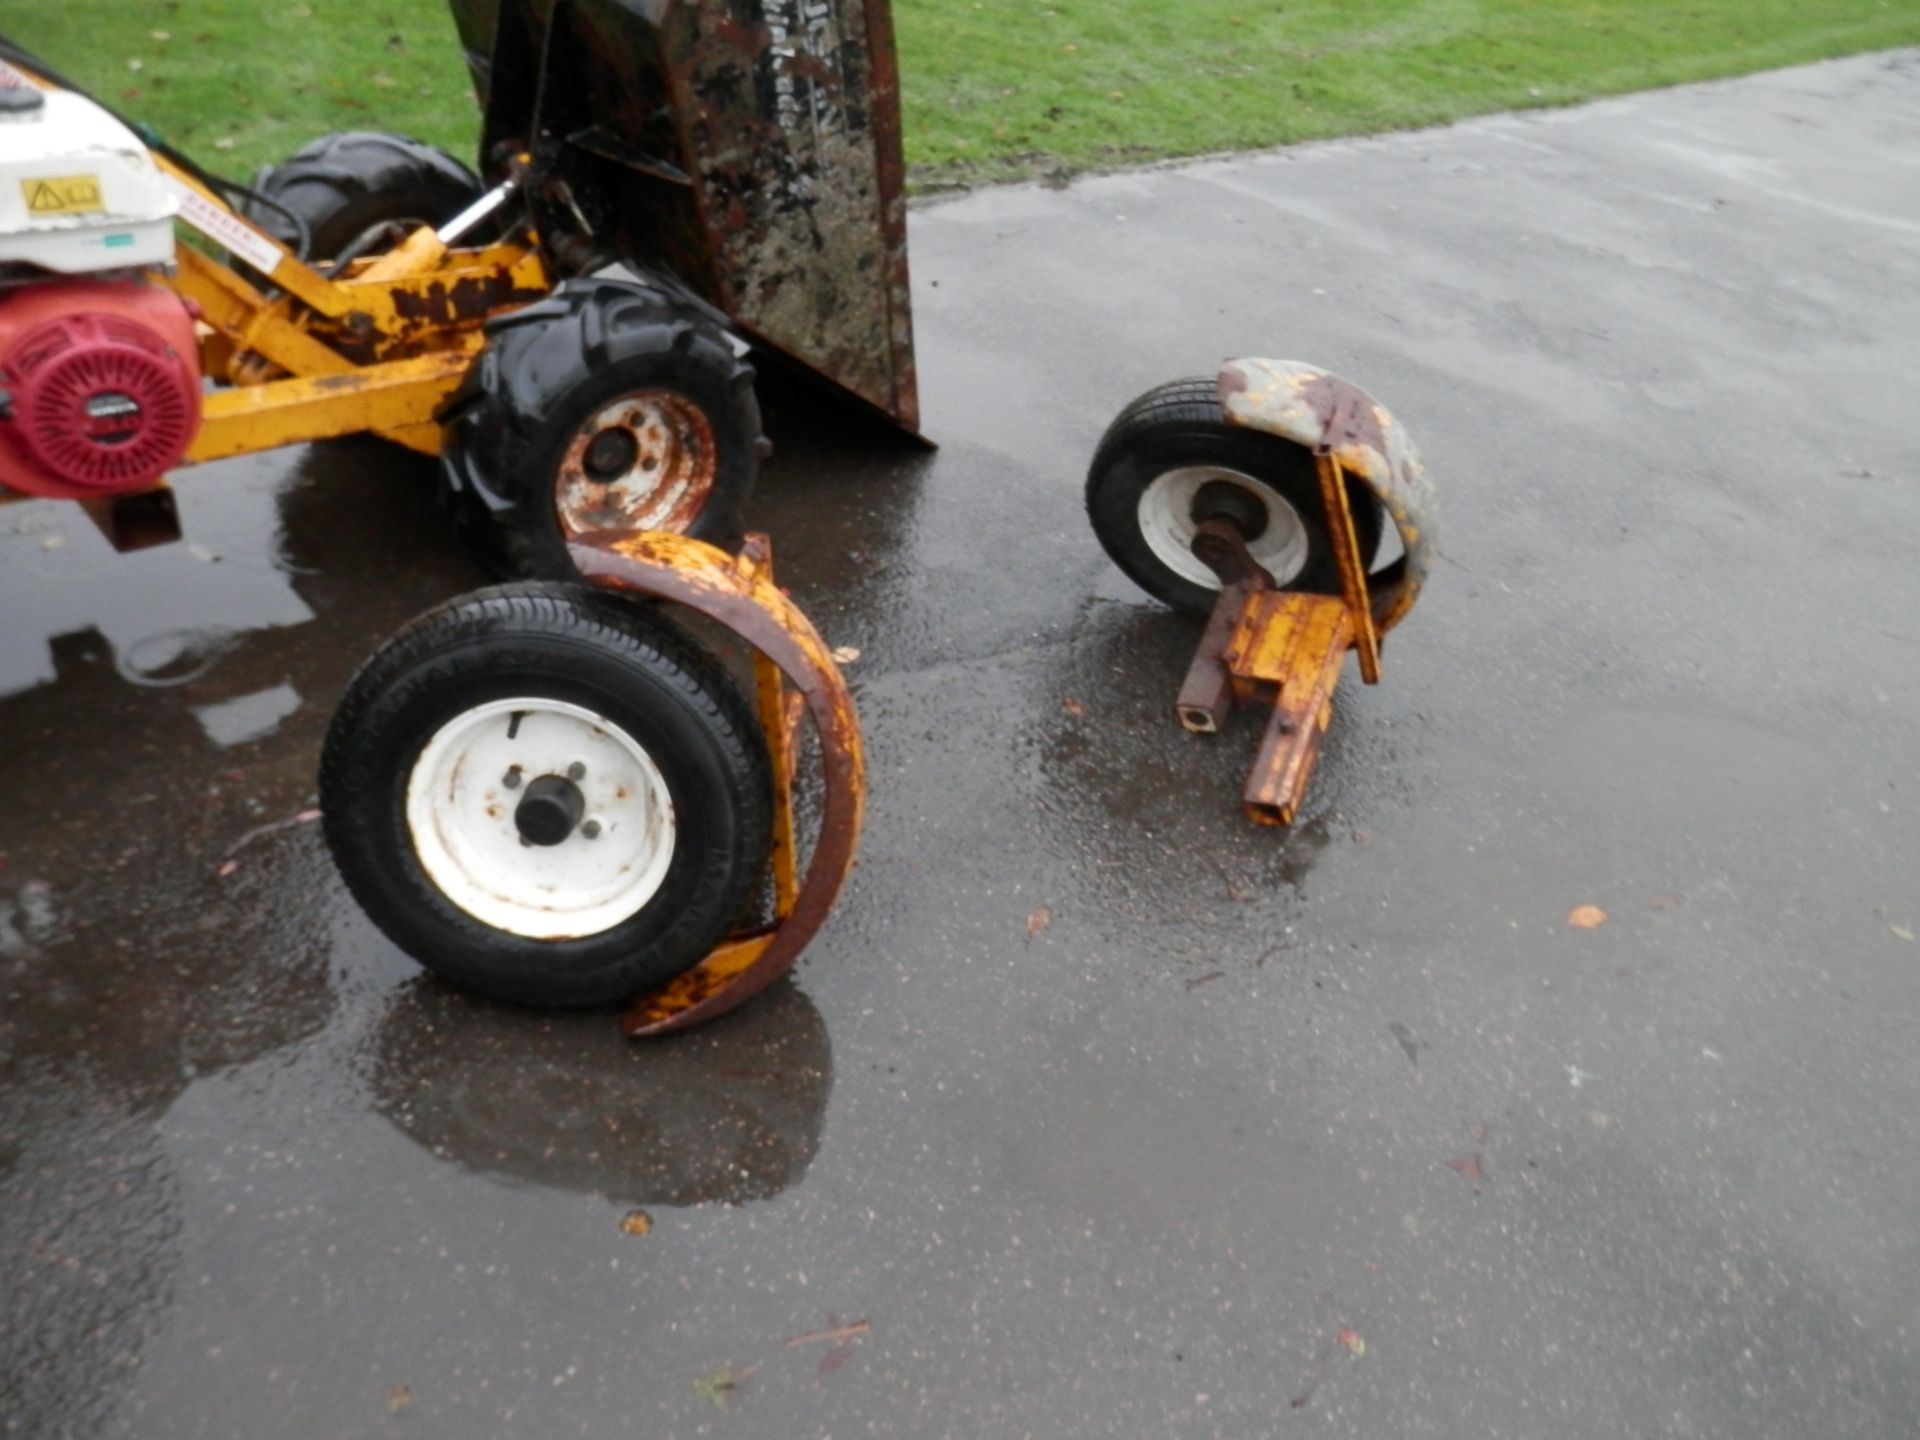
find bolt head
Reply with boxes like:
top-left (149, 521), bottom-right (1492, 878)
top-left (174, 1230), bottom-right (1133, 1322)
top-left (582, 820), bottom-right (602, 840)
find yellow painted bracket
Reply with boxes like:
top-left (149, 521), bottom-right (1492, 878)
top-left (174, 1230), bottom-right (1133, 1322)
top-left (143, 151), bottom-right (547, 460)
top-left (568, 533), bottom-right (866, 1038)
top-left (187, 350), bottom-right (476, 461)
top-left (1176, 450), bottom-right (1382, 826)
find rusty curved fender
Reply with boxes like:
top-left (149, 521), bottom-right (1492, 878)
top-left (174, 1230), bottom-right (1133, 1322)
top-left (1218, 359), bottom-right (1439, 635)
top-left (568, 531), bottom-right (864, 1037)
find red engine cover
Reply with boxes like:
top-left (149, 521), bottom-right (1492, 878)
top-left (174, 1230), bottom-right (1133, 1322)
top-left (0, 279), bottom-right (202, 499)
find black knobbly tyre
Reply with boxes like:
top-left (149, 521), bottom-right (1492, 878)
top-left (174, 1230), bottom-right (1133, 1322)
top-left (320, 584), bottom-right (773, 1008)
top-left (243, 131), bottom-right (486, 263)
top-left (1086, 377), bottom-right (1384, 616)
top-left (439, 278), bottom-right (767, 581)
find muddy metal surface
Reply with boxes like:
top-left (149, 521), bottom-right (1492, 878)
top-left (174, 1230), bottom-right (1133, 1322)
top-left (6, 51), bottom-right (1920, 1439)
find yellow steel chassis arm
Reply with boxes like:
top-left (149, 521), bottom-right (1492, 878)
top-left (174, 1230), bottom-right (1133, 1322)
top-left (151, 154), bottom-right (549, 461)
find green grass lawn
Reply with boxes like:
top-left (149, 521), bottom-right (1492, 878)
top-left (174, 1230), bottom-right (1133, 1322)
top-left (5, 1), bottom-right (1918, 187)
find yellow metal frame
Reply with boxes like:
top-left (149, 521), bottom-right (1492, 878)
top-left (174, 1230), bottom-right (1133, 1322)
top-left (1177, 452), bottom-right (1382, 827)
top-left (150, 154), bottom-right (550, 462)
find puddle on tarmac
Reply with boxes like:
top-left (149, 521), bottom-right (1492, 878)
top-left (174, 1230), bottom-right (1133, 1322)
top-left (366, 978), bottom-right (832, 1208)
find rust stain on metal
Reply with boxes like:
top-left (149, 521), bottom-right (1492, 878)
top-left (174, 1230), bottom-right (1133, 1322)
top-left (568, 531), bottom-right (865, 1036)
top-left (1172, 481), bottom-right (1387, 826)
top-left (1218, 358), bottom-right (1438, 636)
top-left (555, 392), bottom-right (718, 541)
top-left (1233, 592), bottom-right (1354, 826)
top-left (654, 0), bottom-right (920, 428)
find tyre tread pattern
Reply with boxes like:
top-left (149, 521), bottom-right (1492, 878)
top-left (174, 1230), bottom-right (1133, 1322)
top-left (1085, 377), bottom-right (1384, 615)
top-left (439, 278), bottom-right (766, 581)
top-left (320, 583), bottom-right (773, 1008)
top-left (241, 131), bottom-right (483, 258)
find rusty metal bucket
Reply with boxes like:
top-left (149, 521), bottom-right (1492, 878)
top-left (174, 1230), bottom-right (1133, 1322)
top-left (447, 0), bottom-right (918, 430)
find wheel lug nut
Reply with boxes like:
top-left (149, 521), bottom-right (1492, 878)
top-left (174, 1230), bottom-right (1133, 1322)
top-left (582, 820), bottom-right (601, 840)
top-left (567, 762), bottom-right (587, 782)
top-left (503, 766), bottom-right (523, 790)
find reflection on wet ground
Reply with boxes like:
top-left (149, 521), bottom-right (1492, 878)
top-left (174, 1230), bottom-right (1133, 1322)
top-left (369, 980), bottom-right (830, 1208)
top-left (0, 443), bottom-right (465, 1436)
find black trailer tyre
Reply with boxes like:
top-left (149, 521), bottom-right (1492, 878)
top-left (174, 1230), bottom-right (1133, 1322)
top-left (320, 584), bottom-right (773, 1008)
top-left (1086, 378), bottom-right (1385, 617)
top-left (440, 279), bottom-right (766, 581)
top-left (243, 131), bottom-right (486, 263)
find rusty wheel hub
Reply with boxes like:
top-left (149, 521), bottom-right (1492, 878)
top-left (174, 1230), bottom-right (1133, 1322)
top-left (555, 392), bottom-right (717, 541)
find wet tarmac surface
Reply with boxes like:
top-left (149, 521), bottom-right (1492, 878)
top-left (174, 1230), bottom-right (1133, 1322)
top-left (5, 50), bottom-right (1920, 1439)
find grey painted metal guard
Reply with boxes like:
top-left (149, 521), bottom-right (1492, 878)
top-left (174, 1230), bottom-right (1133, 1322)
top-left (1218, 358), bottom-right (1438, 636)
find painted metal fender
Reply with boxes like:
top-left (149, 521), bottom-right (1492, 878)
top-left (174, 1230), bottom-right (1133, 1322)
top-left (1217, 359), bottom-right (1438, 636)
top-left (570, 531), bottom-right (865, 1037)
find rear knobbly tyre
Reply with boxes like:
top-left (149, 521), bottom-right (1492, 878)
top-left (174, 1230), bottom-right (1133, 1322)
top-left (320, 584), bottom-right (773, 1008)
top-left (242, 131), bottom-right (486, 262)
top-left (440, 278), bottom-right (767, 581)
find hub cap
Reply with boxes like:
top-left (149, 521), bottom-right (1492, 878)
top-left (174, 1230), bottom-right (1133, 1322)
top-left (555, 392), bottom-right (717, 541)
top-left (405, 698), bottom-right (676, 939)
top-left (1138, 465), bottom-right (1309, 589)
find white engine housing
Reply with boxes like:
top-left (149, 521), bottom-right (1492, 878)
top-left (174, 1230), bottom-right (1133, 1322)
top-left (0, 62), bottom-right (177, 275)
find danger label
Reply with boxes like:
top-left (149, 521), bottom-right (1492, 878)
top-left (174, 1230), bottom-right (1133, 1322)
top-left (22, 175), bottom-right (103, 216)
top-left (161, 176), bottom-right (286, 276)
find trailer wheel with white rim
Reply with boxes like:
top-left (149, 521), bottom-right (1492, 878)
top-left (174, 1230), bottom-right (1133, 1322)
top-left (1086, 378), bottom-right (1384, 616)
top-left (320, 584), bottom-right (772, 1008)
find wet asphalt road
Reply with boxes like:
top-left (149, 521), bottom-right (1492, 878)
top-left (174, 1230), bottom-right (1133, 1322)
top-left (6, 50), bottom-right (1920, 1439)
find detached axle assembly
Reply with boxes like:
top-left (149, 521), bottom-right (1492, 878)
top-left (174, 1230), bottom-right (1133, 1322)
top-left (1088, 358), bottom-right (1438, 825)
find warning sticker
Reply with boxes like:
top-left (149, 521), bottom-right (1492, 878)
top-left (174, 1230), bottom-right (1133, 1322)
top-left (22, 175), bottom-right (104, 216)
top-left (161, 176), bottom-right (286, 277)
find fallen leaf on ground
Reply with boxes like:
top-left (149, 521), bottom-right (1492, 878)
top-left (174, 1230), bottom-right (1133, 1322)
top-left (1025, 907), bottom-right (1052, 937)
top-left (829, 645), bottom-right (861, 664)
top-left (1894, 925), bottom-right (1915, 942)
top-left (40, 533), bottom-right (66, 550)
top-left (386, 1385), bottom-right (412, 1414)
top-left (693, 1363), bottom-right (756, 1409)
top-left (1567, 904), bottom-right (1607, 929)
top-left (294, 808), bottom-right (321, 824)
top-left (1062, 697), bottom-right (1085, 717)
top-left (216, 859), bottom-right (239, 879)
top-left (619, 1209), bottom-right (653, 1235)
top-left (1337, 1328), bottom-right (1366, 1357)
top-left (1448, 1124), bottom-right (1490, 1186)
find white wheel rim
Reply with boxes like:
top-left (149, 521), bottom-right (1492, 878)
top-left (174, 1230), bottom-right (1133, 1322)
top-left (404, 698), bottom-right (676, 940)
top-left (1137, 466), bottom-right (1309, 590)
top-left (554, 392), bottom-right (716, 540)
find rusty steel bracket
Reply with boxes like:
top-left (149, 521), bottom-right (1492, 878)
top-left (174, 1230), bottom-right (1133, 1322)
top-left (1178, 518), bottom-right (1361, 826)
top-left (1168, 358), bottom-right (1441, 826)
top-left (569, 532), bottom-right (865, 1037)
